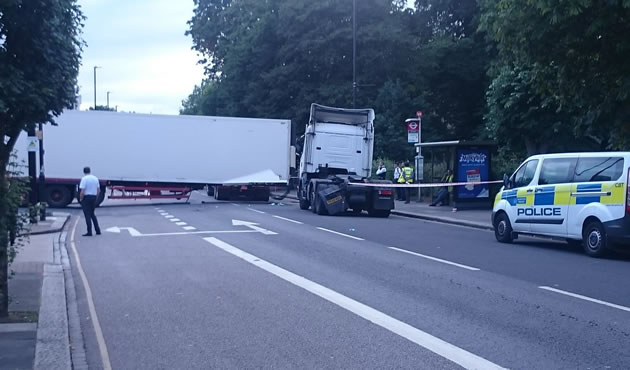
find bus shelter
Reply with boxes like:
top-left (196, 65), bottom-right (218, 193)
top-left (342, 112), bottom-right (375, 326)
top-left (415, 140), bottom-right (498, 209)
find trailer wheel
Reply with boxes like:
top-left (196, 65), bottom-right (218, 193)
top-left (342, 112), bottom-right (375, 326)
top-left (46, 185), bottom-right (72, 208)
top-left (95, 187), bottom-right (106, 207)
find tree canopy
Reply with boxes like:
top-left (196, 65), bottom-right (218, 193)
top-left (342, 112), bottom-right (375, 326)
top-left (0, 0), bottom-right (84, 317)
top-left (184, 0), bottom-right (629, 161)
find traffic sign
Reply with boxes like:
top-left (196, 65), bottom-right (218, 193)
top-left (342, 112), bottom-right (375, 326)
top-left (416, 111), bottom-right (423, 119)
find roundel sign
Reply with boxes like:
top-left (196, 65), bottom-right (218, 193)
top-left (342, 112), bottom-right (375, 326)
top-left (407, 121), bottom-right (419, 131)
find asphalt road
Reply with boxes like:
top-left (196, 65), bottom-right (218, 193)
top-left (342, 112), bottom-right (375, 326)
top-left (67, 192), bottom-right (630, 369)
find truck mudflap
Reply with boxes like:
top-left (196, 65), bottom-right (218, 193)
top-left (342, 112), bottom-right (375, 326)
top-left (318, 185), bottom-right (346, 215)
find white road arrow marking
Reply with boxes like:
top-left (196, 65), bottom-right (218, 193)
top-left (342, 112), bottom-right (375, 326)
top-left (232, 219), bottom-right (277, 235)
top-left (105, 226), bottom-right (142, 237)
top-left (104, 221), bottom-right (277, 237)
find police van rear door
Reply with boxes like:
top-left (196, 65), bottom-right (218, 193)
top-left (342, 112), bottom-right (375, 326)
top-left (531, 157), bottom-right (577, 237)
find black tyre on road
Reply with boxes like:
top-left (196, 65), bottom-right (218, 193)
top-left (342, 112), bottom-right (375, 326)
top-left (582, 220), bottom-right (609, 258)
top-left (494, 212), bottom-right (514, 243)
top-left (46, 185), bottom-right (72, 208)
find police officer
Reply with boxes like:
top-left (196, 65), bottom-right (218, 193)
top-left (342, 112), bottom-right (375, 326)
top-left (398, 161), bottom-right (414, 203)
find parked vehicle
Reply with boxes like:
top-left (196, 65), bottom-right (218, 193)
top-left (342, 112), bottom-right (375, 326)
top-left (493, 152), bottom-right (630, 257)
top-left (15, 110), bottom-right (292, 207)
top-left (297, 104), bottom-right (394, 217)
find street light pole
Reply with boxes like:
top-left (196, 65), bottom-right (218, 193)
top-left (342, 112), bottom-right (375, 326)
top-left (93, 66), bottom-right (101, 109)
top-left (107, 91), bottom-right (111, 109)
top-left (352, 0), bottom-right (357, 108)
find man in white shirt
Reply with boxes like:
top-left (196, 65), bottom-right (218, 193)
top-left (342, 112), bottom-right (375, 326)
top-left (79, 166), bottom-right (101, 236)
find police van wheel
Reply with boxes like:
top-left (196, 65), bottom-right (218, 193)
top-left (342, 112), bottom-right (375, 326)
top-left (494, 212), bottom-right (514, 243)
top-left (582, 221), bottom-right (609, 258)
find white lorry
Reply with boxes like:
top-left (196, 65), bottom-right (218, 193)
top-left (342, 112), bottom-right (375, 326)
top-left (297, 104), bottom-right (394, 217)
top-left (15, 110), bottom-right (292, 207)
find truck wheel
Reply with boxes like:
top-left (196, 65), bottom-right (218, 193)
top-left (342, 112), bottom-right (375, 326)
top-left (95, 187), bottom-right (106, 207)
top-left (46, 185), bottom-right (72, 208)
top-left (207, 186), bottom-right (215, 197)
top-left (310, 187), bottom-right (317, 214)
top-left (299, 197), bottom-right (310, 210)
top-left (582, 220), bottom-right (609, 258)
top-left (494, 212), bottom-right (513, 243)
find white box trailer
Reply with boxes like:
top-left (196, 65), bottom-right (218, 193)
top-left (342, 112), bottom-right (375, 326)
top-left (15, 110), bottom-right (292, 207)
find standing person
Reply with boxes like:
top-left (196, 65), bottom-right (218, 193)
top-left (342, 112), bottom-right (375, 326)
top-left (393, 162), bottom-right (402, 200)
top-left (376, 161), bottom-right (387, 180)
top-left (429, 169), bottom-right (454, 207)
top-left (399, 161), bottom-right (414, 203)
top-left (79, 166), bottom-right (101, 236)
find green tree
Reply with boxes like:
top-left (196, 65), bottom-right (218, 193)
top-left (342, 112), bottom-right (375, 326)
top-left (0, 0), bottom-right (84, 317)
top-left (480, 0), bottom-right (630, 151)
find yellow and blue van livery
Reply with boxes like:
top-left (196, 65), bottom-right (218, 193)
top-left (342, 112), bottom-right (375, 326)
top-left (492, 153), bottom-right (630, 257)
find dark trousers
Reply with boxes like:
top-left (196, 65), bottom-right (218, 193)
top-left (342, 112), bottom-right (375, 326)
top-left (403, 187), bottom-right (410, 203)
top-left (82, 195), bottom-right (101, 234)
top-left (431, 189), bottom-right (449, 206)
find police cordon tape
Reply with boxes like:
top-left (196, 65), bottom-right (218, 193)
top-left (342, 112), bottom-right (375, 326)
top-left (351, 180), bottom-right (504, 188)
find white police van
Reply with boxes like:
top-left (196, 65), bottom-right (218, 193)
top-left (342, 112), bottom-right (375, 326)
top-left (493, 152), bottom-right (630, 257)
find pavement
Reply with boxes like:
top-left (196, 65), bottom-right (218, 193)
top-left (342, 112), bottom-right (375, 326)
top-left (274, 190), bottom-right (493, 230)
top-left (68, 192), bottom-right (630, 369)
top-left (0, 212), bottom-right (71, 370)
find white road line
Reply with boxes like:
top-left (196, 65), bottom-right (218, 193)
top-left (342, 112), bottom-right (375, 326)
top-left (183, 226), bottom-right (196, 231)
top-left (231, 203), bottom-right (240, 207)
top-left (204, 237), bottom-right (504, 370)
top-left (164, 215), bottom-right (174, 219)
top-left (176, 222), bottom-right (187, 226)
top-left (539, 286), bottom-right (630, 313)
top-left (247, 208), bottom-right (266, 214)
top-left (272, 215), bottom-right (303, 224)
top-left (317, 227), bottom-right (364, 241)
top-left (389, 247), bottom-right (480, 271)
top-left (69, 218), bottom-right (112, 370)
top-left (169, 218), bottom-right (181, 222)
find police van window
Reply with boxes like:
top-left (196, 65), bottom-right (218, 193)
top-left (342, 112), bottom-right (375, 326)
top-left (513, 159), bottom-right (538, 188)
top-left (538, 158), bottom-right (578, 185)
top-left (574, 157), bottom-right (624, 182)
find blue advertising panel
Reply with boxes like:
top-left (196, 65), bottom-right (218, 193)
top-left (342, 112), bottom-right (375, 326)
top-left (456, 149), bottom-right (490, 199)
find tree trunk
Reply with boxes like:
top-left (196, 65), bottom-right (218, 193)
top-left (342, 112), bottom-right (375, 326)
top-left (0, 166), bottom-right (9, 318)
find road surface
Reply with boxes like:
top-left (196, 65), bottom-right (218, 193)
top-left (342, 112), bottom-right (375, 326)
top-left (67, 192), bottom-right (630, 369)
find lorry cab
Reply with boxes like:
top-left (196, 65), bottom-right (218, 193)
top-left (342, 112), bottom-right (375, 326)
top-left (493, 152), bottom-right (630, 257)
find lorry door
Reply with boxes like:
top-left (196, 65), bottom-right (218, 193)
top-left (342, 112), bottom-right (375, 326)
top-left (531, 157), bottom-right (577, 237)
top-left (567, 156), bottom-right (626, 238)
top-left (505, 159), bottom-right (538, 233)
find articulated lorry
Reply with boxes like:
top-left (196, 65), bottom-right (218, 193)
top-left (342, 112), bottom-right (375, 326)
top-left (15, 110), bottom-right (292, 207)
top-left (297, 104), bottom-right (394, 217)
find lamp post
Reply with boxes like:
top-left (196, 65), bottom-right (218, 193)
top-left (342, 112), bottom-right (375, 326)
top-left (107, 91), bottom-right (112, 109)
top-left (93, 66), bottom-right (102, 109)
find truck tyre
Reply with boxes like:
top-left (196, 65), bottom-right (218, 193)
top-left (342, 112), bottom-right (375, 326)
top-left (46, 185), bottom-right (72, 208)
top-left (582, 220), bottom-right (609, 258)
top-left (494, 212), bottom-right (514, 243)
top-left (207, 186), bottom-right (215, 197)
top-left (298, 184), bottom-right (310, 210)
top-left (95, 187), bottom-right (106, 207)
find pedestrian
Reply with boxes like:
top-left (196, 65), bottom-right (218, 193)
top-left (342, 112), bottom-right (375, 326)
top-left (430, 169), bottom-right (454, 207)
top-left (398, 161), bottom-right (414, 203)
top-left (376, 161), bottom-right (387, 180)
top-left (79, 166), bottom-right (101, 236)
top-left (393, 162), bottom-right (402, 200)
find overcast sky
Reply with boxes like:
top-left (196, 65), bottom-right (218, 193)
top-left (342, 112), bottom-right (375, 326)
top-left (77, 0), bottom-right (204, 114)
